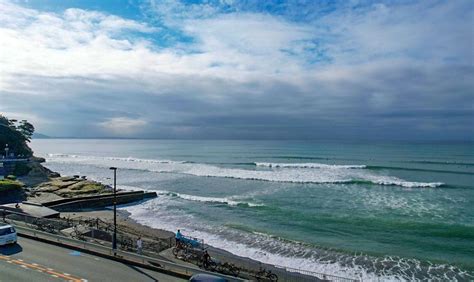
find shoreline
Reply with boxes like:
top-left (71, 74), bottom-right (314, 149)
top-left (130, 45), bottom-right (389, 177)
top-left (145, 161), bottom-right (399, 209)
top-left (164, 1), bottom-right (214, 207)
top-left (62, 208), bottom-right (327, 281)
top-left (17, 168), bottom-right (330, 280)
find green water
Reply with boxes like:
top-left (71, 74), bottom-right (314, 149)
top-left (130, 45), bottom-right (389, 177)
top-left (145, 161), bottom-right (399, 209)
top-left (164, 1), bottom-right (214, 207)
top-left (32, 139), bottom-right (474, 280)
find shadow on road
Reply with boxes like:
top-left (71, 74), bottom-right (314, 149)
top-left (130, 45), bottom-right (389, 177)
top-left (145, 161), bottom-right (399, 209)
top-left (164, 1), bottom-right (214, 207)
top-left (0, 243), bottom-right (23, 255)
top-left (124, 264), bottom-right (158, 282)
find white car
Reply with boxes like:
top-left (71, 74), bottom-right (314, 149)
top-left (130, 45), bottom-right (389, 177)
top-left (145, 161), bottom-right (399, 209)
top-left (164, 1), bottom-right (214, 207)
top-left (0, 224), bottom-right (17, 246)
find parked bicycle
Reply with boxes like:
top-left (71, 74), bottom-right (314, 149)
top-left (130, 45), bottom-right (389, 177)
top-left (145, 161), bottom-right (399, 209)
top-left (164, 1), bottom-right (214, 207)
top-left (197, 255), bottom-right (218, 272)
top-left (217, 262), bottom-right (240, 277)
top-left (32, 218), bottom-right (56, 233)
top-left (255, 266), bottom-right (278, 281)
top-left (70, 225), bottom-right (85, 240)
top-left (120, 236), bottom-right (134, 251)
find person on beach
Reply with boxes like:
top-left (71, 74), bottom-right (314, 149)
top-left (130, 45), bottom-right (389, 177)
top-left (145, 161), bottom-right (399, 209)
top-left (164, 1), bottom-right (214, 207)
top-left (202, 250), bottom-right (211, 269)
top-left (136, 236), bottom-right (143, 255)
top-left (175, 229), bottom-right (183, 247)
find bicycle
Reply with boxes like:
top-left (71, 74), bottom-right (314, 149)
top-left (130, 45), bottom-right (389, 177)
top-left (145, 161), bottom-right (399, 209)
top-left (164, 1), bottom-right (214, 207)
top-left (33, 218), bottom-right (56, 233)
top-left (70, 225), bottom-right (85, 240)
top-left (217, 262), bottom-right (240, 277)
top-left (256, 266), bottom-right (278, 281)
top-left (197, 257), bottom-right (218, 272)
top-left (120, 237), bottom-right (134, 251)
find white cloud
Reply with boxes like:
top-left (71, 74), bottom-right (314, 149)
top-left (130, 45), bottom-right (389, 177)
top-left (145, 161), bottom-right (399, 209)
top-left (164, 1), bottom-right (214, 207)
top-left (0, 0), bottom-right (472, 139)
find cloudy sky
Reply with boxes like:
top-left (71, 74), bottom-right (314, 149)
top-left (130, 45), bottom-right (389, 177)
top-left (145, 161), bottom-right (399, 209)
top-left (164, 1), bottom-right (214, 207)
top-left (0, 0), bottom-right (473, 140)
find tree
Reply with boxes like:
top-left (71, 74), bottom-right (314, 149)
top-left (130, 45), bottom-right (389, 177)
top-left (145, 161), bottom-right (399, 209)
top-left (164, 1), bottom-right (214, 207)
top-left (0, 115), bottom-right (34, 157)
top-left (17, 120), bottom-right (35, 142)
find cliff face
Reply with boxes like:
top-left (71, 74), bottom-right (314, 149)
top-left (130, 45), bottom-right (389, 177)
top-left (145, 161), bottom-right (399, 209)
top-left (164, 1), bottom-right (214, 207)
top-left (0, 159), bottom-right (53, 204)
top-left (19, 159), bottom-right (60, 187)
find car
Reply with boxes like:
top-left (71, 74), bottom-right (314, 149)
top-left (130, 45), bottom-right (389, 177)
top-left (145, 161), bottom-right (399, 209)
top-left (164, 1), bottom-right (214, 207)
top-left (0, 224), bottom-right (17, 246)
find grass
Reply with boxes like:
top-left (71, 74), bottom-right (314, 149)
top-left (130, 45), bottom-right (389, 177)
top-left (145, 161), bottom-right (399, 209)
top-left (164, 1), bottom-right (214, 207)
top-left (0, 179), bottom-right (23, 192)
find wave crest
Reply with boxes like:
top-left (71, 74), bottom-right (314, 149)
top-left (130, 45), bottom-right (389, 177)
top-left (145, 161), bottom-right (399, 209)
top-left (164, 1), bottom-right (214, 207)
top-left (45, 154), bottom-right (444, 188)
top-left (156, 191), bottom-right (264, 207)
top-left (255, 162), bottom-right (366, 169)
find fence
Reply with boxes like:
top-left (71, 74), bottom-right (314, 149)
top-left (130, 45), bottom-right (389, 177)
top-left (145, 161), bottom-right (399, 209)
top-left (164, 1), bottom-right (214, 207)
top-left (279, 266), bottom-right (361, 282)
top-left (1, 209), bottom-right (174, 254)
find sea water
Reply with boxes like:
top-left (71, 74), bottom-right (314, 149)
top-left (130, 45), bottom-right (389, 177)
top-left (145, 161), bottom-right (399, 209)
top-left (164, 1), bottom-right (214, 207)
top-left (31, 139), bottom-right (474, 280)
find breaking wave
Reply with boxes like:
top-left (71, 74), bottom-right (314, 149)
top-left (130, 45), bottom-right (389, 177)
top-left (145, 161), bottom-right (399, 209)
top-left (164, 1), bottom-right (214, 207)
top-left (122, 197), bottom-right (473, 281)
top-left (46, 154), bottom-right (444, 188)
top-left (255, 162), bottom-right (366, 169)
top-left (155, 190), bottom-right (264, 207)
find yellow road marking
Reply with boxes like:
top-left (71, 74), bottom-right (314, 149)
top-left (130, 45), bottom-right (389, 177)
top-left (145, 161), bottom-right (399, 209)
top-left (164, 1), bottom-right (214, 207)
top-left (0, 255), bottom-right (83, 282)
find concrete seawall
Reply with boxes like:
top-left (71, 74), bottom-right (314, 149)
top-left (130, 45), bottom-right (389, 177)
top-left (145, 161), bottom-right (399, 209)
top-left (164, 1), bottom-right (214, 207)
top-left (43, 191), bottom-right (157, 211)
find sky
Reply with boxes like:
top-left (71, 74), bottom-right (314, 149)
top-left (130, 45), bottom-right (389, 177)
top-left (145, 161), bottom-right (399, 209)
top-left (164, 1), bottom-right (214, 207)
top-left (0, 0), bottom-right (473, 140)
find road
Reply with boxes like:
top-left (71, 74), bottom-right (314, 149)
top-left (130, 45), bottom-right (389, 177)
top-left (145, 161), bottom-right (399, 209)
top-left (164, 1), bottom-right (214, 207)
top-left (0, 237), bottom-right (187, 282)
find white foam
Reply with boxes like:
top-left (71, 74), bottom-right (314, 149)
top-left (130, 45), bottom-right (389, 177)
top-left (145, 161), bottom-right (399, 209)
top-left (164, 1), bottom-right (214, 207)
top-left (152, 190), bottom-right (264, 207)
top-left (45, 154), bottom-right (444, 188)
top-left (47, 153), bottom-right (80, 158)
top-left (255, 162), bottom-right (367, 169)
top-left (176, 193), bottom-right (264, 207)
top-left (121, 197), bottom-right (395, 281)
top-left (105, 156), bottom-right (185, 164)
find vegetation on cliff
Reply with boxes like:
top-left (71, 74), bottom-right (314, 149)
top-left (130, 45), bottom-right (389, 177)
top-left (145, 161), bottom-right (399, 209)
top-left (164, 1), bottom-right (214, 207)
top-left (0, 179), bottom-right (24, 192)
top-left (0, 114), bottom-right (35, 157)
top-left (1, 114), bottom-right (110, 202)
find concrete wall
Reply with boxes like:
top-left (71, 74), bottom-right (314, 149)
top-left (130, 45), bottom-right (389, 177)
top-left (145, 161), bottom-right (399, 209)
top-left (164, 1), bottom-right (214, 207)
top-left (46, 191), bottom-right (157, 212)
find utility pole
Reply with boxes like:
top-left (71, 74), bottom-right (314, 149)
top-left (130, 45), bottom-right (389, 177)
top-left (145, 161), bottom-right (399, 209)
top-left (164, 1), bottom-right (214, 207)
top-left (109, 167), bottom-right (117, 255)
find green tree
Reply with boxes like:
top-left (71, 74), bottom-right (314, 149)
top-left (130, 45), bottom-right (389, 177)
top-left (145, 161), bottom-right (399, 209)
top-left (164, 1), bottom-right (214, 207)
top-left (18, 120), bottom-right (35, 141)
top-left (0, 115), bottom-right (34, 157)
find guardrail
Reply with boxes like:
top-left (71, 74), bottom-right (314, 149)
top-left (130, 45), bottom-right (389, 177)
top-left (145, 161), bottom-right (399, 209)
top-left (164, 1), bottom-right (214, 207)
top-left (5, 219), bottom-right (244, 281)
top-left (280, 266), bottom-right (361, 282)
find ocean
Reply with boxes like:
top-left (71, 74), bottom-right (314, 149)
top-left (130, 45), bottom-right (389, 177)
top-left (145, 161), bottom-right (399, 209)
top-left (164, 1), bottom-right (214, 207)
top-left (30, 139), bottom-right (474, 281)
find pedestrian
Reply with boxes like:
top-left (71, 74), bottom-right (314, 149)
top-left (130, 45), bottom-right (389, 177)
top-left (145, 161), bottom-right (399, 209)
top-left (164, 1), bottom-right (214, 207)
top-left (175, 229), bottom-right (183, 247)
top-left (202, 250), bottom-right (211, 269)
top-left (136, 236), bottom-right (143, 255)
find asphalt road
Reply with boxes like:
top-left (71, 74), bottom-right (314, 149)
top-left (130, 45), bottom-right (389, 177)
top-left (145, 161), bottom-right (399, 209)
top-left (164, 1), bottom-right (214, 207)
top-left (0, 237), bottom-right (187, 282)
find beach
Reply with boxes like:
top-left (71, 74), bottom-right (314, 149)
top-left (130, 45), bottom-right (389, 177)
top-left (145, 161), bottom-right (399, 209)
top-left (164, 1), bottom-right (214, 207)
top-left (60, 209), bottom-right (321, 281)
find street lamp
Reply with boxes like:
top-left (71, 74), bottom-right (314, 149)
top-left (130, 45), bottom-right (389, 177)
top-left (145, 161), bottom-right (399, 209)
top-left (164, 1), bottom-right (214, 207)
top-left (109, 167), bottom-right (117, 254)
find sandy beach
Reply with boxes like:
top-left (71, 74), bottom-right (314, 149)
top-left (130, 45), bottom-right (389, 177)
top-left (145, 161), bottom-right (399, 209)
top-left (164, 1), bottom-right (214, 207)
top-left (62, 207), bottom-right (323, 281)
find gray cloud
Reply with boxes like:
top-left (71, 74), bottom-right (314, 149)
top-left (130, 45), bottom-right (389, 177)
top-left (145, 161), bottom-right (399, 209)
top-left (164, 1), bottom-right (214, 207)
top-left (0, 0), bottom-right (473, 140)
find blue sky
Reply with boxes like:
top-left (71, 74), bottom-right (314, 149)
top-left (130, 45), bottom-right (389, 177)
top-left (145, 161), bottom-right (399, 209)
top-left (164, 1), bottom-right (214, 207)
top-left (0, 0), bottom-right (473, 140)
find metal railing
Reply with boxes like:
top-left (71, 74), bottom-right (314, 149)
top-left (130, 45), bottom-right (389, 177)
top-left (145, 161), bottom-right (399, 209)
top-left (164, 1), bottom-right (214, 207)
top-left (280, 266), bottom-right (361, 282)
top-left (1, 209), bottom-right (174, 254)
